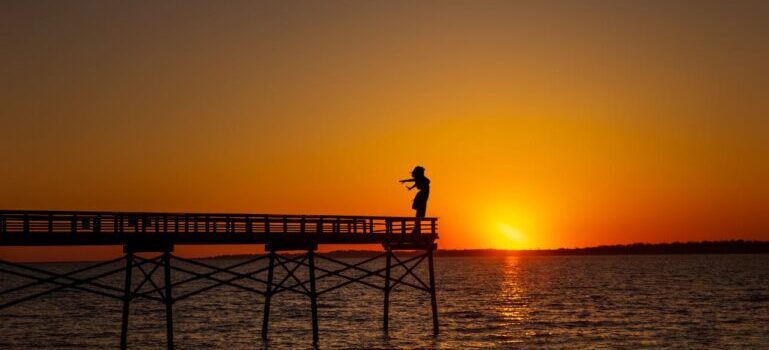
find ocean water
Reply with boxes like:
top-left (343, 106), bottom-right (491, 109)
top-left (1, 254), bottom-right (769, 349)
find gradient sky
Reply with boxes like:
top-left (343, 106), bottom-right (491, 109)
top-left (2, 1), bottom-right (768, 261)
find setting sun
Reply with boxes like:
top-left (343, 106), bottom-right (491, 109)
top-left (497, 223), bottom-right (527, 250)
top-left (469, 200), bottom-right (544, 250)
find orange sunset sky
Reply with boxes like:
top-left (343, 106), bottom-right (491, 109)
top-left (2, 1), bottom-right (768, 261)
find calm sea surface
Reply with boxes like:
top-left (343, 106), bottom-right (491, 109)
top-left (2, 255), bottom-right (769, 349)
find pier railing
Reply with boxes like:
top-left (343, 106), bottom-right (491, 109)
top-left (0, 210), bottom-right (437, 245)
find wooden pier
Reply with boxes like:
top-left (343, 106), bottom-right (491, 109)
top-left (0, 210), bottom-right (439, 349)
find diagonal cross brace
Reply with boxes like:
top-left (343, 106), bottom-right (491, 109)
top-left (0, 257), bottom-right (123, 298)
top-left (271, 254), bottom-right (311, 295)
top-left (391, 253), bottom-right (430, 291)
top-left (275, 252), bottom-right (431, 295)
top-left (0, 257), bottom-right (165, 309)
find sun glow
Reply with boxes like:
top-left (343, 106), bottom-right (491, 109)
top-left (497, 223), bottom-right (528, 250)
top-left (474, 199), bottom-right (543, 250)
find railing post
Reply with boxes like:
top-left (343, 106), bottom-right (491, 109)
top-left (335, 217), bottom-right (341, 233)
top-left (262, 249), bottom-right (275, 340)
top-left (22, 213), bottom-right (29, 233)
top-left (121, 252), bottom-right (134, 350)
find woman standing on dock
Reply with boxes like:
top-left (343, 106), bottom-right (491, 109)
top-left (400, 166), bottom-right (430, 218)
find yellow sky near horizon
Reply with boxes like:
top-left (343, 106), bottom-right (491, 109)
top-left (2, 1), bottom-right (769, 261)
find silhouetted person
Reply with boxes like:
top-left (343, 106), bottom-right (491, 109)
top-left (400, 166), bottom-right (430, 218)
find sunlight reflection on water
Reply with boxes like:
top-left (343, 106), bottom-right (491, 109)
top-left (497, 257), bottom-right (529, 324)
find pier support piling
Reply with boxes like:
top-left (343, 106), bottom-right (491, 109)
top-left (427, 247), bottom-right (439, 335)
top-left (383, 247), bottom-right (392, 333)
top-left (162, 251), bottom-right (174, 350)
top-left (261, 249), bottom-right (275, 340)
top-left (308, 249), bottom-right (319, 346)
top-left (120, 253), bottom-right (134, 350)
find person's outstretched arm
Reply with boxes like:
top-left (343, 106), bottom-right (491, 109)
top-left (399, 178), bottom-right (415, 183)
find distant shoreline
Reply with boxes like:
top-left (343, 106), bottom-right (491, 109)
top-left (208, 240), bottom-right (769, 259)
top-left (10, 240), bottom-right (769, 264)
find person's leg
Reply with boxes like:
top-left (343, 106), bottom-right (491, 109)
top-left (414, 207), bottom-right (425, 233)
